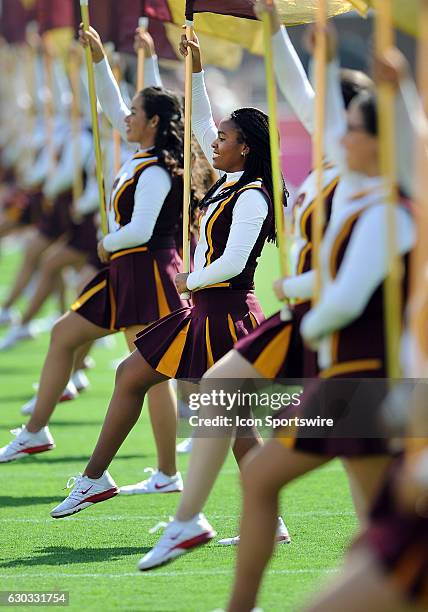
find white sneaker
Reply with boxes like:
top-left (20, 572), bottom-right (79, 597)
top-left (21, 381), bottom-right (79, 416)
top-left (71, 370), bottom-right (90, 393)
top-left (120, 468), bottom-right (183, 495)
top-left (176, 437), bottom-right (193, 454)
top-left (50, 471), bottom-right (119, 519)
top-left (0, 426), bottom-right (55, 462)
top-left (218, 516), bottom-right (291, 546)
top-left (138, 513), bottom-right (216, 571)
top-left (0, 324), bottom-right (34, 350)
top-left (0, 307), bottom-right (18, 326)
top-left (59, 380), bottom-right (79, 402)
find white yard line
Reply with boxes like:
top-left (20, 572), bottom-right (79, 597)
top-left (0, 510), bottom-right (356, 524)
top-left (0, 568), bottom-right (338, 580)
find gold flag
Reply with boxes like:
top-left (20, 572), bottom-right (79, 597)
top-left (164, 0), bottom-right (360, 54)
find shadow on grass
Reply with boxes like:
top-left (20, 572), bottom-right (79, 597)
top-left (0, 545), bottom-right (152, 567)
top-left (0, 396), bottom-right (36, 403)
top-left (20, 453), bottom-right (147, 464)
top-left (0, 495), bottom-right (64, 507)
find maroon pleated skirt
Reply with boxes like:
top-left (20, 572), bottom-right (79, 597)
top-left (71, 247), bottom-right (186, 330)
top-left (3, 189), bottom-right (43, 226)
top-left (67, 213), bottom-right (101, 269)
top-left (275, 364), bottom-right (391, 457)
top-left (235, 301), bottom-right (317, 379)
top-left (353, 457), bottom-right (428, 605)
top-left (37, 191), bottom-right (73, 240)
top-left (135, 288), bottom-right (264, 379)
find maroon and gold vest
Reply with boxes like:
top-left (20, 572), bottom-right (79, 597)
top-left (109, 150), bottom-right (183, 251)
top-left (201, 180), bottom-right (274, 290)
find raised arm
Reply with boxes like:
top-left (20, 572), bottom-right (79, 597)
top-left (180, 31), bottom-right (217, 166)
top-left (255, 1), bottom-right (314, 133)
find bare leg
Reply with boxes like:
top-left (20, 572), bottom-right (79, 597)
top-left (2, 232), bottom-right (51, 309)
top-left (303, 548), bottom-right (416, 612)
top-left (84, 351), bottom-right (167, 479)
top-left (227, 440), bottom-right (330, 612)
top-left (26, 311), bottom-right (113, 432)
top-left (20, 245), bottom-right (85, 324)
top-left (124, 325), bottom-right (178, 476)
top-left (342, 456), bottom-right (392, 527)
top-left (176, 350), bottom-right (262, 521)
top-left (74, 341), bottom-right (94, 372)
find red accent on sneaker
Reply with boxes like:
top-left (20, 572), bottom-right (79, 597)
top-left (22, 444), bottom-right (54, 455)
top-left (171, 531), bottom-right (214, 551)
top-left (84, 487), bottom-right (119, 504)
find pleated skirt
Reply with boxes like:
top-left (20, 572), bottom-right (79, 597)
top-left (71, 247), bottom-right (186, 330)
top-left (135, 288), bottom-right (264, 379)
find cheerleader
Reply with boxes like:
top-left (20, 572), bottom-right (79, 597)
top-left (225, 35), bottom-right (416, 612)
top-left (48, 30), bottom-right (286, 532)
top-left (302, 49), bottom-right (428, 612)
top-left (136, 4), bottom-right (375, 568)
top-left (0, 26), bottom-right (188, 494)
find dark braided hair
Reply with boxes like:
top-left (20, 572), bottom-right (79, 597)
top-left (139, 86), bottom-right (184, 176)
top-left (199, 107), bottom-right (288, 243)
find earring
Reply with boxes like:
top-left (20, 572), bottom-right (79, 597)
top-left (241, 152), bottom-right (246, 157)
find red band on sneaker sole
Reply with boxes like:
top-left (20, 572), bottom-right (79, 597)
top-left (171, 531), bottom-right (214, 551)
top-left (84, 487), bottom-right (119, 504)
top-left (22, 444), bottom-right (55, 455)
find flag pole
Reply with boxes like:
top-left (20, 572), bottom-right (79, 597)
top-left (409, 0), bottom-right (428, 377)
top-left (80, 0), bottom-right (107, 235)
top-left (42, 40), bottom-right (55, 208)
top-left (312, 0), bottom-right (327, 306)
top-left (69, 43), bottom-right (84, 220)
top-left (137, 16), bottom-right (149, 91)
top-left (374, 0), bottom-right (401, 379)
top-left (260, 1), bottom-right (291, 321)
top-left (181, 17), bottom-right (194, 300)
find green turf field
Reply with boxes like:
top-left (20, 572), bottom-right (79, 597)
top-left (0, 242), bottom-right (357, 611)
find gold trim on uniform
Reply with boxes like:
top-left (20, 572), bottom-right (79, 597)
top-left (253, 324), bottom-right (292, 379)
top-left (153, 260), bottom-right (171, 319)
top-left (156, 321), bottom-right (191, 378)
top-left (112, 160), bottom-right (158, 224)
top-left (70, 280), bottom-right (107, 310)
top-left (205, 317), bottom-right (215, 368)
top-left (110, 246), bottom-right (148, 260)
top-left (204, 182), bottom-right (263, 266)
top-left (320, 359), bottom-right (383, 378)
top-left (227, 314), bottom-right (238, 343)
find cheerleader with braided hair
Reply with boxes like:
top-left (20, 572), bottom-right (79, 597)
top-left (50, 29), bottom-right (289, 549)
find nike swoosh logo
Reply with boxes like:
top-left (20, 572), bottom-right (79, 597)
top-left (169, 531), bottom-right (183, 541)
top-left (81, 485), bottom-right (94, 495)
top-left (154, 482), bottom-right (174, 490)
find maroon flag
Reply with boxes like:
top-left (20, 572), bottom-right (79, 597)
top-left (0, 0), bottom-right (36, 43)
top-left (37, 0), bottom-right (74, 33)
top-left (185, 0), bottom-right (256, 20)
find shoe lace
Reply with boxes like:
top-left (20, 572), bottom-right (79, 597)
top-left (64, 474), bottom-right (84, 498)
top-left (143, 467), bottom-right (156, 478)
top-left (149, 516), bottom-right (174, 535)
top-left (8, 426), bottom-right (25, 451)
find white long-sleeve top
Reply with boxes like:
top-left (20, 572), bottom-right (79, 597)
top-left (186, 71), bottom-right (268, 291)
top-left (274, 29), bottom-right (416, 313)
top-left (93, 56), bottom-right (172, 253)
top-left (301, 182), bottom-right (415, 369)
